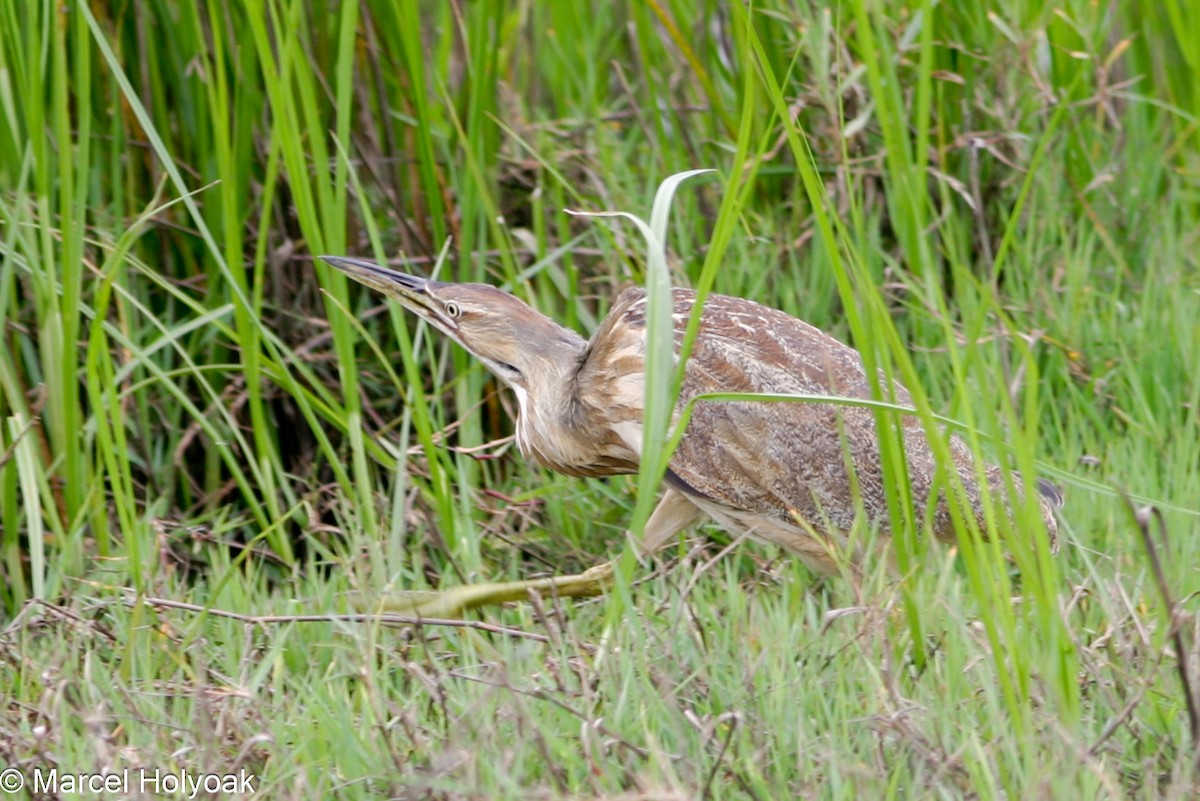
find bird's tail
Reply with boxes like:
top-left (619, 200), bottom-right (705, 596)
top-left (983, 469), bottom-right (1062, 553)
top-left (1035, 477), bottom-right (1065, 510)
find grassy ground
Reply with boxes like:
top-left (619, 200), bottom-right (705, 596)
top-left (2, 0), bottom-right (1199, 798)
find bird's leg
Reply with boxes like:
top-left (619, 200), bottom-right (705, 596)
top-left (371, 490), bottom-right (704, 619)
top-left (372, 562), bottom-right (617, 619)
top-left (636, 488), bottom-right (706, 555)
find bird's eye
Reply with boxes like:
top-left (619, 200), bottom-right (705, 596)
top-left (445, 301), bottom-right (461, 319)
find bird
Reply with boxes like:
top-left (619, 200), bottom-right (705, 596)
top-left (321, 256), bottom-right (1062, 614)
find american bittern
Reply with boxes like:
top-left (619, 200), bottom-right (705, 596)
top-left (322, 256), bottom-right (1062, 616)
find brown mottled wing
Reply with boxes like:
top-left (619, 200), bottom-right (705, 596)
top-left (582, 287), bottom-right (1057, 544)
top-left (659, 290), bottom-right (924, 535)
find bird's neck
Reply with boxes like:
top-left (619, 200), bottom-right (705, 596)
top-left (511, 332), bottom-right (642, 478)
top-left (509, 336), bottom-right (584, 469)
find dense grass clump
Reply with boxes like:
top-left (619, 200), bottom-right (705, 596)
top-left (1, 1), bottom-right (1198, 797)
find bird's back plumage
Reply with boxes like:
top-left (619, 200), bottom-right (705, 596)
top-left (570, 287), bottom-right (1058, 571)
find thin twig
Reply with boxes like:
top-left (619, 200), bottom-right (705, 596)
top-left (702, 713), bottom-right (740, 801)
top-left (3, 597), bottom-right (118, 641)
top-left (130, 595), bottom-right (551, 644)
top-left (1125, 494), bottom-right (1200, 765)
top-left (0, 416), bottom-right (36, 470)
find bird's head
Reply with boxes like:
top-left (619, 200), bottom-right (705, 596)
top-left (320, 256), bottom-right (585, 393)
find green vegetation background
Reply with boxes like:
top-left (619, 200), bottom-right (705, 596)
top-left (1, 0), bottom-right (1198, 798)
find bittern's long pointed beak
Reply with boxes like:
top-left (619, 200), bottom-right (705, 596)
top-left (319, 255), bottom-right (457, 333)
top-left (319, 255), bottom-right (431, 296)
